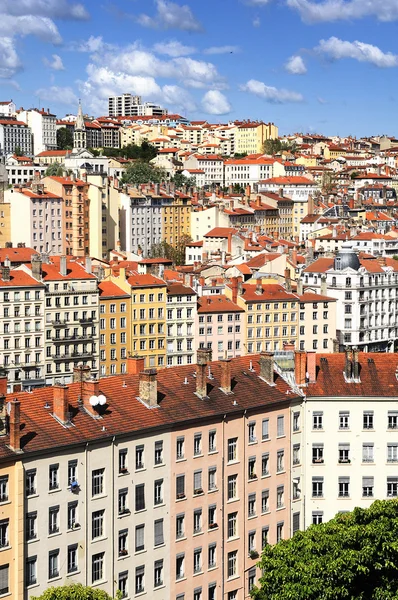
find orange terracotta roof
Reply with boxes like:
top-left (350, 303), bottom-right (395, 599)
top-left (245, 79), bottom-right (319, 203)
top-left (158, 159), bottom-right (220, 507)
top-left (36, 150), bottom-right (68, 157)
top-left (261, 176), bottom-right (317, 185)
top-left (0, 247), bottom-right (38, 263)
top-left (167, 283), bottom-right (196, 296)
top-left (204, 227), bottom-right (238, 238)
top-left (98, 281), bottom-right (130, 299)
top-left (126, 273), bottom-right (166, 288)
top-left (42, 258), bottom-right (96, 281)
top-left (197, 294), bottom-right (244, 314)
top-left (0, 269), bottom-right (44, 288)
top-left (240, 283), bottom-right (298, 302)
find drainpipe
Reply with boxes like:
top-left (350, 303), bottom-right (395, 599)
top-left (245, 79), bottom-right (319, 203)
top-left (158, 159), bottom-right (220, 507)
top-left (221, 415), bottom-right (226, 600)
top-left (243, 409), bottom-right (247, 593)
top-left (111, 436), bottom-right (115, 597)
top-left (84, 442), bottom-right (89, 587)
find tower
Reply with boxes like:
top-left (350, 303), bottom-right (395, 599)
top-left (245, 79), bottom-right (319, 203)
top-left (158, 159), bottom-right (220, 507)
top-left (73, 99), bottom-right (86, 151)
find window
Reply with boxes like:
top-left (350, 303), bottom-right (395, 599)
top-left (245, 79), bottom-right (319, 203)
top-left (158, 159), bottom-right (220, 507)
top-left (49, 464), bottom-right (59, 490)
top-left (277, 485), bottom-right (284, 508)
top-left (208, 467), bottom-right (217, 491)
top-left (92, 468), bottom-right (104, 496)
top-left (194, 548), bottom-right (202, 573)
top-left (154, 479), bottom-right (163, 505)
top-left (313, 411), bottom-right (323, 430)
top-left (248, 567), bottom-right (256, 593)
top-left (135, 524), bottom-right (145, 552)
top-left (312, 511), bottom-right (323, 525)
top-left (119, 449), bottom-right (128, 474)
top-left (248, 493), bottom-right (256, 516)
top-left (277, 415), bottom-right (285, 437)
top-left (339, 411), bottom-right (350, 429)
top-left (248, 421), bottom-right (256, 443)
top-left (118, 571), bottom-right (128, 598)
top-left (261, 489), bottom-right (269, 513)
top-left (176, 474), bottom-right (185, 499)
top-left (293, 412), bottom-right (300, 432)
top-left (26, 557), bottom-right (37, 586)
top-left (118, 488), bottom-right (128, 515)
top-left (363, 411), bottom-right (374, 429)
top-left (208, 504), bottom-right (217, 527)
top-left (194, 508), bottom-right (202, 534)
top-left (194, 433), bottom-right (202, 456)
top-left (67, 501), bottom-right (78, 530)
top-left (154, 559), bottom-right (163, 587)
top-left (176, 554), bottom-right (185, 580)
top-left (248, 457), bottom-right (256, 480)
top-left (248, 530), bottom-right (255, 552)
top-left (228, 512), bottom-right (237, 538)
top-left (0, 477), bottom-right (8, 502)
top-left (176, 514), bottom-right (185, 539)
top-left (154, 518), bottom-right (164, 546)
top-left (339, 443), bottom-right (350, 463)
top-left (228, 475), bottom-right (237, 500)
top-left (388, 411), bottom-right (398, 429)
top-left (176, 437), bottom-right (185, 460)
top-left (49, 506), bottom-right (59, 535)
top-left (209, 430), bottom-right (216, 452)
top-left (0, 565), bottom-right (8, 595)
top-left (277, 450), bottom-right (284, 472)
top-left (155, 441), bottom-right (163, 465)
top-left (338, 476), bottom-right (350, 497)
top-left (0, 520), bottom-right (8, 548)
top-left (136, 445), bottom-right (144, 469)
top-left (261, 453), bottom-right (269, 476)
top-left (26, 511), bottom-right (37, 541)
top-left (209, 583), bottom-right (216, 600)
top-left (208, 543), bottom-right (216, 569)
top-left (388, 444), bottom-right (398, 463)
top-left (262, 419), bottom-right (269, 440)
top-left (227, 551), bottom-right (237, 578)
top-left (312, 477), bottom-right (323, 498)
top-left (312, 443), bottom-right (324, 464)
top-left (135, 565), bottom-right (145, 594)
top-left (26, 469), bottom-right (36, 496)
top-left (135, 484), bottom-right (145, 511)
top-left (228, 438), bottom-right (237, 462)
top-left (68, 459), bottom-right (77, 485)
top-left (194, 589), bottom-right (202, 600)
top-left (276, 522), bottom-right (284, 543)
top-left (293, 444), bottom-right (300, 466)
top-left (228, 592), bottom-right (237, 600)
top-left (68, 544), bottom-right (78, 573)
top-left (387, 477), bottom-right (398, 497)
top-left (363, 443), bottom-right (374, 463)
top-left (92, 510), bottom-right (104, 539)
top-left (49, 550), bottom-right (59, 579)
top-left (363, 476), bottom-right (374, 498)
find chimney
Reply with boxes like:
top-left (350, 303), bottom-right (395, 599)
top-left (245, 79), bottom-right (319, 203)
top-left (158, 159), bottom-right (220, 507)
top-left (138, 369), bottom-right (158, 407)
top-left (227, 232), bottom-right (233, 254)
top-left (196, 348), bottom-right (211, 398)
top-left (31, 255), bottom-right (42, 280)
top-left (256, 280), bottom-right (262, 295)
top-left (85, 256), bottom-right (92, 274)
top-left (82, 378), bottom-right (100, 417)
top-left (53, 384), bottom-right (69, 424)
top-left (220, 359), bottom-right (231, 393)
top-left (284, 267), bottom-right (291, 292)
top-left (306, 351), bottom-right (316, 384)
top-left (126, 356), bottom-right (145, 375)
top-left (245, 184), bottom-right (251, 197)
top-left (73, 364), bottom-right (91, 383)
top-left (9, 399), bottom-right (21, 452)
top-left (256, 195), bottom-right (261, 207)
top-left (294, 351), bottom-right (307, 386)
top-left (283, 341), bottom-right (295, 352)
top-left (352, 347), bottom-right (360, 380)
top-left (344, 347), bottom-right (353, 380)
top-left (320, 275), bottom-right (327, 296)
top-left (297, 279), bottom-right (303, 295)
top-left (259, 353), bottom-right (274, 385)
top-left (2, 266), bottom-right (10, 282)
top-left (60, 255), bottom-right (67, 277)
top-left (231, 277), bottom-right (238, 304)
top-left (377, 256), bottom-right (387, 267)
top-left (237, 278), bottom-right (243, 297)
top-left (0, 368), bottom-right (7, 399)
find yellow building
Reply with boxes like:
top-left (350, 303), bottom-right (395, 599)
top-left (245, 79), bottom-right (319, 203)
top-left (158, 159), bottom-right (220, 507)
top-left (235, 122), bottom-right (278, 155)
top-left (106, 269), bottom-right (167, 369)
top-left (226, 279), bottom-right (299, 353)
top-left (296, 155), bottom-right (318, 167)
top-left (87, 173), bottom-right (119, 260)
top-left (99, 280), bottom-right (131, 376)
top-left (161, 191), bottom-right (191, 248)
top-left (0, 449), bottom-right (23, 599)
top-left (0, 201), bottom-right (10, 248)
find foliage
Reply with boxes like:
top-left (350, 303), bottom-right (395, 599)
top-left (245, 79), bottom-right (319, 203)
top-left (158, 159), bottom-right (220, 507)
top-left (233, 152), bottom-right (248, 158)
top-left (56, 127), bottom-right (74, 150)
top-left (321, 171), bottom-right (336, 194)
top-left (45, 162), bottom-right (64, 176)
top-left (252, 500), bottom-right (398, 600)
top-left (89, 142), bottom-right (157, 162)
top-left (393, 255), bottom-right (398, 260)
top-left (350, 171), bottom-right (360, 180)
top-left (149, 233), bottom-right (192, 266)
top-left (121, 162), bottom-right (166, 185)
top-left (262, 139), bottom-right (296, 155)
top-left (31, 582), bottom-right (122, 599)
top-left (172, 172), bottom-right (196, 189)
top-left (13, 146), bottom-right (23, 156)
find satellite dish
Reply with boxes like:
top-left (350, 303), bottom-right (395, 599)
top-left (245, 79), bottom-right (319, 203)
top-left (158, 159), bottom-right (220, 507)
top-left (97, 394), bottom-right (106, 406)
top-left (6, 402), bottom-right (11, 415)
top-left (89, 395), bottom-right (99, 406)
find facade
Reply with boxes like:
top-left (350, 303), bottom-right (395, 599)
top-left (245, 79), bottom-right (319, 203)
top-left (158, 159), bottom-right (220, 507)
top-left (99, 281), bottom-right (131, 377)
top-left (235, 122), bottom-right (278, 155)
top-left (18, 109), bottom-right (57, 156)
top-left (6, 158), bottom-right (46, 186)
top-left (87, 173), bottom-right (119, 260)
top-left (197, 295), bottom-right (245, 359)
top-left (0, 118), bottom-right (32, 157)
top-left (108, 94), bottom-right (168, 117)
top-left (0, 101), bottom-right (16, 116)
top-left (224, 157), bottom-right (284, 188)
top-left (183, 155), bottom-right (224, 187)
top-left (166, 283), bottom-right (197, 366)
top-left (297, 292), bottom-right (337, 352)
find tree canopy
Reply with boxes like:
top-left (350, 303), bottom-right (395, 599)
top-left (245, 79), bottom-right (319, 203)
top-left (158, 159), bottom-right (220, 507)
top-left (56, 127), bottom-right (74, 150)
top-left (262, 139), bottom-right (296, 155)
top-left (172, 172), bottom-right (196, 189)
top-left (31, 583), bottom-right (120, 599)
top-left (149, 233), bottom-right (192, 265)
top-left (121, 162), bottom-right (166, 185)
top-left (252, 500), bottom-right (398, 600)
top-left (45, 162), bottom-right (64, 176)
top-left (89, 141), bottom-right (157, 162)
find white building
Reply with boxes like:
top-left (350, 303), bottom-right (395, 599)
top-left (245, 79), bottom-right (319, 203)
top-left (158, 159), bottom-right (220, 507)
top-left (0, 100), bottom-right (16, 116)
top-left (224, 156), bottom-right (284, 188)
top-left (5, 156), bottom-right (46, 185)
top-left (18, 109), bottom-right (57, 155)
top-left (108, 94), bottom-right (167, 117)
top-left (183, 155), bottom-right (224, 187)
top-left (166, 283), bottom-right (197, 366)
top-left (0, 118), bottom-right (32, 157)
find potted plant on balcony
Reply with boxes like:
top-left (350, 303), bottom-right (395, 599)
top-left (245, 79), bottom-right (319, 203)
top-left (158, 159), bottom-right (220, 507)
top-left (250, 549), bottom-right (259, 560)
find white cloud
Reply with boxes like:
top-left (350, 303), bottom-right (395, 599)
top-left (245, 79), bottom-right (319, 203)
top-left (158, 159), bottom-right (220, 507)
top-left (252, 16), bottom-right (261, 26)
top-left (0, 0), bottom-right (89, 20)
top-left (316, 37), bottom-right (398, 68)
top-left (285, 55), bottom-right (307, 74)
top-left (137, 0), bottom-right (202, 31)
top-left (317, 97), bottom-right (328, 104)
top-left (153, 40), bottom-right (196, 57)
top-left (70, 35), bottom-right (105, 53)
top-left (286, 0), bottom-right (398, 23)
top-left (204, 45), bottom-right (240, 55)
top-left (43, 53), bottom-right (65, 70)
top-left (201, 90), bottom-right (231, 115)
top-left (35, 85), bottom-right (78, 105)
top-left (245, 0), bottom-right (271, 4)
top-left (0, 15), bottom-right (61, 43)
top-left (240, 79), bottom-right (304, 103)
top-left (0, 38), bottom-right (21, 78)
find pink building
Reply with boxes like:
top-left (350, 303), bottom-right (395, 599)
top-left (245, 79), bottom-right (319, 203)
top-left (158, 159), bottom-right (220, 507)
top-left (197, 295), bottom-right (245, 360)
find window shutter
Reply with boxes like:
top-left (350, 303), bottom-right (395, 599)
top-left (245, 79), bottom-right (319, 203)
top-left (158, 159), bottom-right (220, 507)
top-left (362, 477), bottom-right (374, 487)
top-left (262, 419), bottom-right (269, 439)
top-left (194, 471), bottom-right (202, 490)
top-left (0, 565), bottom-right (8, 594)
top-left (154, 519), bottom-right (164, 546)
top-left (177, 475), bottom-right (185, 496)
top-left (135, 484), bottom-right (145, 511)
top-left (277, 416), bottom-right (284, 437)
top-left (292, 512), bottom-right (300, 533)
top-left (135, 525), bottom-right (144, 549)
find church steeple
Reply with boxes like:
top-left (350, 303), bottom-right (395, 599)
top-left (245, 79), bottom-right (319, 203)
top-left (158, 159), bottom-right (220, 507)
top-left (73, 99), bottom-right (86, 151)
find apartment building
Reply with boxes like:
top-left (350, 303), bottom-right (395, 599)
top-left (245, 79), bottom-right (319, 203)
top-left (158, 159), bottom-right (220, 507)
top-left (234, 122), bottom-right (278, 155)
top-left (5, 156), bottom-right (46, 186)
top-left (162, 190), bottom-right (191, 248)
top-left (18, 109), bottom-right (56, 155)
top-left (197, 295), bottom-right (245, 360)
top-left (108, 94), bottom-right (167, 117)
top-left (0, 118), bottom-right (32, 157)
top-left (297, 292), bottom-right (337, 352)
top-left (166, 283), bottom-right (196, 366)
top-left (42, 176), bottom-right (90, 256)
top-left (7, 183), bottom-right (65, 255)
top-left (0, 352), bottom-right (299, 599)
top-left (36, 256), bottom-right (100, 385)
top-left (86, 173), bottom-right (119, 260)
top-left (99, 281), bottom-right (131, 376)
top-left (183, 155), bottom-right (224, 187)
top-left (224, 157), bottom-right (284, 188)
top-left (302, 242), bottom-right (398, 352)
top-left (0, 264), bottom-right (45, 392)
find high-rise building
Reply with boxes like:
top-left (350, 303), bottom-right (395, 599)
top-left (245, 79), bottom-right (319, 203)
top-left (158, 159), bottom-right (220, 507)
top-left (108, 94), bottom-right (167, 117)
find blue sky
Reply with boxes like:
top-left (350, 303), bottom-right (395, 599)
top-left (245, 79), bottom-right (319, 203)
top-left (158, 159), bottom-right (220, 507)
top-left (3, 0), bottom-right (398, 135)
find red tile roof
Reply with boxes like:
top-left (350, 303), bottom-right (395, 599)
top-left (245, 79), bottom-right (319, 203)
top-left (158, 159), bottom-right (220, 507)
top-left (167, 283), bottom-right (196, 296)
top-left (240, 283), bottom-right (298, 302)
top-left (261, 176), bottom-right (317, 186)
top-left (98, 281), bottom-right (130, 299)
top-left (0, 247), bottom-right (38, 264)
top-left (41, 258), bottom-right (96, 281)
top-left (126, 273), bottom-right (166, 288)
top-left (197, 294), bottom-right (244, 314)
top-left (0, 269), bottom-right (44, 288)
top-left (204, 227), bottom-right (238, 238)
top-left (36, 150), bottom-right (68, 157)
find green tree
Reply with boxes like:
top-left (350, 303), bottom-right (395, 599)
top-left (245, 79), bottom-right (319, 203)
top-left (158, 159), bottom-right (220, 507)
top-left (13, 145), bottom-right (23, 156)
top-left (252, 500), bottom-right (398, 600)
top-left (322, 171), bottom-right (336, 194)
top-left (149, 233), bottom-right (192, 266)
top-left (121, 162), bottom-right (166, 185)
top-left (172, 172), bottom-right (196, 189)
top-left (31, 582), bottom-right (122, 599)
top-left (45, 162), bottom-right (63, 176)
top-left (56, 127), bottom-right (74, 150)
top-left (262, 139), bottom-right (296, 155)
top-left (233, 152), bottom-right (248, 158)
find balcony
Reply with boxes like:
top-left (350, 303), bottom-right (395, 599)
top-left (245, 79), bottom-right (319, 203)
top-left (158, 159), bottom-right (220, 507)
top-left (79, 317), bottom-right (93, 324)
top-left (51, 319), bottom-right (67, 327)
